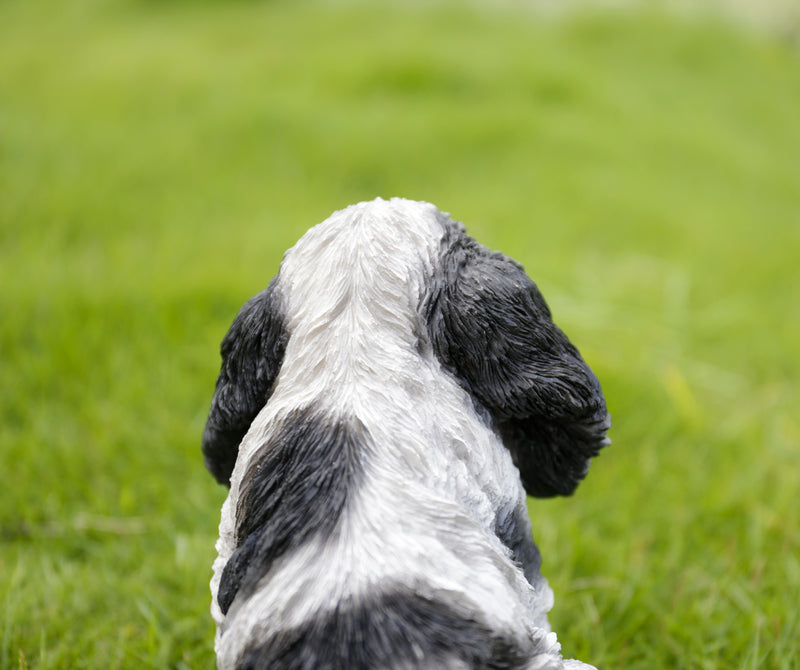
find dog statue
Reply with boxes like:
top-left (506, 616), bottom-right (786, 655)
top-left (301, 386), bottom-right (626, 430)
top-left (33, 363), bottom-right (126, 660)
top-left (202, 198), bottom-right (610, 670)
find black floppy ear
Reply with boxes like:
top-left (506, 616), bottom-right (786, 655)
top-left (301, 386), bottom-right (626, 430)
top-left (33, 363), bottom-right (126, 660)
top-left (428, 228), bottom-right (610, 497)
top-left (202, 276), bottom-right (288, 486)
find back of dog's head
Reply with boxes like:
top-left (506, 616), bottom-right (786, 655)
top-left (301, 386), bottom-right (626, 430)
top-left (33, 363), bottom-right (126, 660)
top-left (204, 198), bottom-right (609, 495)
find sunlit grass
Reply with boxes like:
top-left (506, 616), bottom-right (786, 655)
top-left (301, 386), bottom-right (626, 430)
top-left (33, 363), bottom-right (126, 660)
top-left (1, 1), bottom-right (798, 668)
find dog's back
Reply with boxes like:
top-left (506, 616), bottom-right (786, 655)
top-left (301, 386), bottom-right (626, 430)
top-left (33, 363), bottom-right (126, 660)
top-left (203, 199), bottom-right (609, 670)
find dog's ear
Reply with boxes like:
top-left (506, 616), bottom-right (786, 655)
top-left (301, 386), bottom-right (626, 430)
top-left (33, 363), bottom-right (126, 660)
top-left (202, 276), bottom-right (288, 486)
top-left (428, 230), bottom-right (610, 497)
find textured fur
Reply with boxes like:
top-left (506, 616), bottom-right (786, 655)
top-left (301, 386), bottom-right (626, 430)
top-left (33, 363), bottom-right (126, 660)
top-left (203, 198), bottom-right (610, 670)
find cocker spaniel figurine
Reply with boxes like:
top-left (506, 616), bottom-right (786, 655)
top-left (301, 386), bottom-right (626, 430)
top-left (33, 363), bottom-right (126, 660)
top-left (202, 198), bottom-right (610, 670)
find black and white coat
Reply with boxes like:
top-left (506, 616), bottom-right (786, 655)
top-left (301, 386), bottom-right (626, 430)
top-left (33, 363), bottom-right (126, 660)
top-left (203, 198), bottom-right (610, 670)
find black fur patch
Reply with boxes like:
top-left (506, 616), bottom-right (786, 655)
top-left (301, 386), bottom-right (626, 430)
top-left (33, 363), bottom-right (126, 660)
top-left (498, 410), bottom-right (610, 501)
top-left (203, 276), bottom-right (289, 485)
top-left (235, 587), bottom-right (538, 670)
top-left (494, 506), bottom-right (542, 585)
top-left (428, 223), bottom-right (610, 497)
top-left (217, 408), bottom-right (364, 615)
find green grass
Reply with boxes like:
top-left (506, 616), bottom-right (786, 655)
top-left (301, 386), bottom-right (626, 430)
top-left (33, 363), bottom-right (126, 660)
top-left (1, 1), bottom-right (799, 668)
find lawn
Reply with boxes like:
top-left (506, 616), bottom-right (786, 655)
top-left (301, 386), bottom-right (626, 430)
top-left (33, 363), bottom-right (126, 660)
top-left (1, 1), bottom-right (798, 668)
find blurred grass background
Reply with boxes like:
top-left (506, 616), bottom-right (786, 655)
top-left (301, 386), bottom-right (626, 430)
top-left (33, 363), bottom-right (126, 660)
top-left (1, 0), bottom-right (799, 668)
